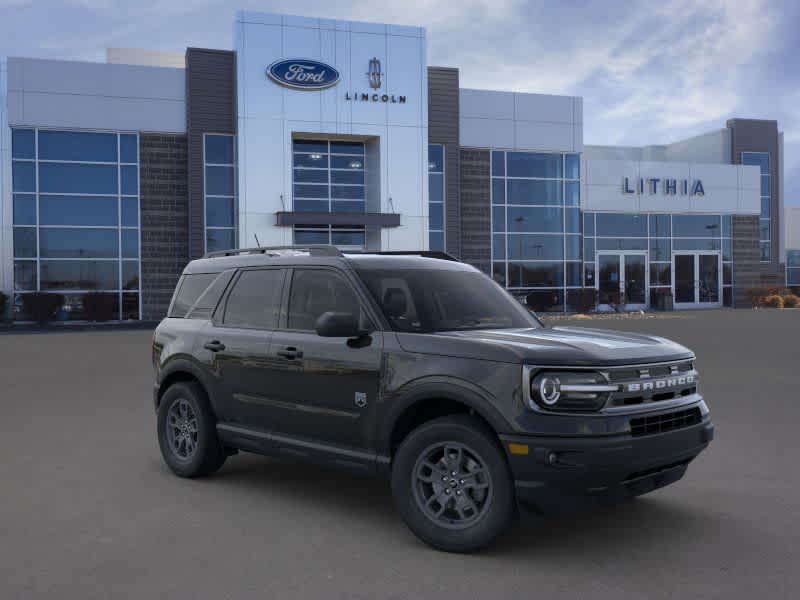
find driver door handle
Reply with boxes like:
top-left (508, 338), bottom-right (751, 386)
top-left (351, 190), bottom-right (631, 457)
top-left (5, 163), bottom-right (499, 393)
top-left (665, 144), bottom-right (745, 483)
top-left (277, 347), bottom-right (303, 360)
top-left (203, 340), bottom-right (226, 352)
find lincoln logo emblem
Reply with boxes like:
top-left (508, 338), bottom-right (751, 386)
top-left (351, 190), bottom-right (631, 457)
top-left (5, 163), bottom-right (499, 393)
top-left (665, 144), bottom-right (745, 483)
top-left (367, 57), bottom-right (382, 89)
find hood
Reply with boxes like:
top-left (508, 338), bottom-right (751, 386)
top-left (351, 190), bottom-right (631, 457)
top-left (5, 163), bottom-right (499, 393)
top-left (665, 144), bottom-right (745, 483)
top-left (395, 326), bottom-right (693, 366)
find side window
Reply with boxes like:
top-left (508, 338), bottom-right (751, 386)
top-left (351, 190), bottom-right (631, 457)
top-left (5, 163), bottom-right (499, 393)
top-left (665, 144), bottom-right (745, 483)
top-left (222, 269), bottom-right (284, 329)
top-left (287, 270), bottom-right (363, 331)
top-left (170, 273), bottom-right (218, 318)
top-left (187, 270), bottom-right (234, 319)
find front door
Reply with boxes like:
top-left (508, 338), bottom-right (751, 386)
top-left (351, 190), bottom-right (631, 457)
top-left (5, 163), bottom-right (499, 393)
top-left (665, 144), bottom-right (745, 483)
top-left (596, 252), bottom-right (648, 310)
top-left (672, 252), bottom-right (721, 309)
top-left (255, 267), bottom-right (383, 451)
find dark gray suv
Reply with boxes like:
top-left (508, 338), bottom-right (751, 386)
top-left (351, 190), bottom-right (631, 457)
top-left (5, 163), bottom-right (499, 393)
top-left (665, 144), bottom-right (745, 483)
top-left (152, 245), bottom-right (713, 552)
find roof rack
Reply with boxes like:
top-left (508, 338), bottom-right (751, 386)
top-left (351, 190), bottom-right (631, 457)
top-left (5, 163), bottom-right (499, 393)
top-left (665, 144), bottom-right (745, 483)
top-left (204, 245), bottom-right (344, 259)
top-left (346, 250), bottom-right (461, 262)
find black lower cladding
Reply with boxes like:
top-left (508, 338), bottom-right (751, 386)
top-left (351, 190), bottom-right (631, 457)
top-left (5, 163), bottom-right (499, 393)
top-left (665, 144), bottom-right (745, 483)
top-left (501, 414), bottom-right (714, 510)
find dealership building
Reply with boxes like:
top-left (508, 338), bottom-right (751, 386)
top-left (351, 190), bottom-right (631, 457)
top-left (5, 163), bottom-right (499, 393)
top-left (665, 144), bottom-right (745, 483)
top-left (0, 10), bottom-right (794, 320)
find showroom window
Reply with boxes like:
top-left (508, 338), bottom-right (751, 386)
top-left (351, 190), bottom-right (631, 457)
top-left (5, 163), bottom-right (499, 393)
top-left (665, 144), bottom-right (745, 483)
top-left (491, 150), bottom-right (581, 311)
top-left (11, 128), bottom-right (141, 320)
top-left (291, 139), bottom-right (366, 248)
top-left (788, 250), bottom-right (800, 289)
top-left (428, 144), bottom-right (445, 251)
top-left (742, 152), bottom-right (770, 261)
top-left (204, 134), bottom-right (237, 253)
top-left (583, 213), bottom-right (734, 307)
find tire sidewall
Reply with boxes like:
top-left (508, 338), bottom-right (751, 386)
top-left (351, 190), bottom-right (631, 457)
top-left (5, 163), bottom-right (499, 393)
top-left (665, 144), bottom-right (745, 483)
top-left (157, 382), bottom-right (222, 478)
top-left (391, 416), bottom-right (514, 553)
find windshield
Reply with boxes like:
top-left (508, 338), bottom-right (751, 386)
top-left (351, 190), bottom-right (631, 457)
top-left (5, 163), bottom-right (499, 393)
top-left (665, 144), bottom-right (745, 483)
top-left (356, 267), bottom-right (540, 333)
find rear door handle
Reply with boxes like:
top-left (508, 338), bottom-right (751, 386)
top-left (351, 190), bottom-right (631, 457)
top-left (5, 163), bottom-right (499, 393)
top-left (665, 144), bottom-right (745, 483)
top-left (277, 347), bottom-right (303, 360)
top-left (203, 340), bottom-right (226, 352)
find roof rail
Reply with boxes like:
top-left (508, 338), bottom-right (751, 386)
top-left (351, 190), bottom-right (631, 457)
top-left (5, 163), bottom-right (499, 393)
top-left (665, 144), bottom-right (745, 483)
top-left (347, 250), bottom-right (461, 262)
top-left (203, 245), bottom-right (344, 259)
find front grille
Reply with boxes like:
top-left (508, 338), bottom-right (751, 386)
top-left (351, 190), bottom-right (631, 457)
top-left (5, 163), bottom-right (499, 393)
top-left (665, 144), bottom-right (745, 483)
top-left (629, 407), bottom-right (702, 437)
top-left (607, 360), bottom-right (693, 382)
top-left (607, 360), bottom-right (698, 407)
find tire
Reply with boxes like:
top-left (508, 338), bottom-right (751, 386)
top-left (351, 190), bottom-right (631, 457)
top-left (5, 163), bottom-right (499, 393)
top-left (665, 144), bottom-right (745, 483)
top-left (157, 381), bottom-right (226, 478)
top-left (391, 415), bottom-right (514, 553)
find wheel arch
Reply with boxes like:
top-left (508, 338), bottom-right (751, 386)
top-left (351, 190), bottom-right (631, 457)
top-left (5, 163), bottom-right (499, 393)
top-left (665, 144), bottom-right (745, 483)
top-left (156, 358), bottom-right (218, 416)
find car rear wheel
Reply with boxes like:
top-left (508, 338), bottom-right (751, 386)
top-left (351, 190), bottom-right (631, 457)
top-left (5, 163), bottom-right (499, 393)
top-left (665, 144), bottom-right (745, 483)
top-left (157, 381), bottom-right (226, 478)
top-left (391, 415), bottom-right (514, 553)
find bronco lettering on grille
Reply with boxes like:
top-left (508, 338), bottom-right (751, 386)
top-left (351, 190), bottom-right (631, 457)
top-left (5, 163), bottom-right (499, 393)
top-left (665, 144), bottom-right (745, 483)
top-left (626, 374), bottom-right (695, 393)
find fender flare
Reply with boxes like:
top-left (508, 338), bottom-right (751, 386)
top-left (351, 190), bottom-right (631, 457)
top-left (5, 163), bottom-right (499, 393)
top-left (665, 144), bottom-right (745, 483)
top-left (157, 356), bottom-right (222, 416)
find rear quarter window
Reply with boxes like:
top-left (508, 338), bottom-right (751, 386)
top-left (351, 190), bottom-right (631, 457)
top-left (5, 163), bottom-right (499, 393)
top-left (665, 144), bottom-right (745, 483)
top-left (169, 273), bottom-right (222, 318)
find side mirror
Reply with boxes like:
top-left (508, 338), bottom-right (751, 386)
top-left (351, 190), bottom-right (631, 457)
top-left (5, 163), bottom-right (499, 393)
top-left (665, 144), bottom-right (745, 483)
top-left (314, 311), bottom-right (364, 338)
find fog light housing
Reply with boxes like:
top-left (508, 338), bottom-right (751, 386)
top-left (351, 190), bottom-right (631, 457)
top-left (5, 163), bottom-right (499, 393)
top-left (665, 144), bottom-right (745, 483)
top-left (529, 371), bottom-right (617, 412)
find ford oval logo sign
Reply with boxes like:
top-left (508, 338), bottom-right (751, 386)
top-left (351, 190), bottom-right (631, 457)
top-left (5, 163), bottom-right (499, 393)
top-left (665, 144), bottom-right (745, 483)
top-left (267, 59), bottom-right (340, 90)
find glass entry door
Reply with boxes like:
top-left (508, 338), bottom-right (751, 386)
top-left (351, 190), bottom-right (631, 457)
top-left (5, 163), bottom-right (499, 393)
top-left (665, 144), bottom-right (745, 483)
top-left (673, 252), bottom-right (721, 308)
top-left (596, 252), bottom-right (648, 310)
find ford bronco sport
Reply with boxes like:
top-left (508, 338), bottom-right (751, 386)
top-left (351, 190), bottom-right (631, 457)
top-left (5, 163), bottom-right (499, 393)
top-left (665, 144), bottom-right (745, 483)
top-left (152, 245), bottom-right (713, 553)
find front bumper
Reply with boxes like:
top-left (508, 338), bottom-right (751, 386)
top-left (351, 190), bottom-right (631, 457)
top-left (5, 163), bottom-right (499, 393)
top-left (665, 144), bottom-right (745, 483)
top-left (500, 415), bottom-right (713, 512)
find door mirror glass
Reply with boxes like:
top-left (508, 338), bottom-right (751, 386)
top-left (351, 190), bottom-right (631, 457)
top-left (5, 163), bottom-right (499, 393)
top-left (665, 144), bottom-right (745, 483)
top-left (315, 311), bottom-right (362, 338)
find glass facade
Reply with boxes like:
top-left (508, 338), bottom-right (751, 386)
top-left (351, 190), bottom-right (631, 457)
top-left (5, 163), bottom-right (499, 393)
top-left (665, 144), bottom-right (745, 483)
top-left (204, 134), bottom-right (237, 253)
top-left (584, 213), bottom-right (734, 307)
top-left (291, 139), bottom-right (366, 248)
top-left (428, 144), bottom-right (445, 251)
top-left (788, 250), bottom-right (800, 288)
top-left (742, 152), bottom-right (770, 261)
top-left (491, 150), bottom-right (580, 311)
top-left (11, 128), bottom-right (141, 320)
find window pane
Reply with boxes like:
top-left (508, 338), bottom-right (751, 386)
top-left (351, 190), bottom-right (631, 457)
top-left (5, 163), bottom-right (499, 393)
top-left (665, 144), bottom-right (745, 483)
top-left (429, 231), bottom-right (444, 252)
top-left (428, 173), bottom-right (444, 203)
top-left (507, 152), bottom-right (562, 178)
top-left (759, 219), bottom-right (770, 240)
top-left (206, 228), bottom-right (235, 253)
top-left (205, 135), bottom-right (234, 164)
top-left (673, 238), bottom-right (721, 251)
top-left (13, 194), bottom-right (36, 225)
top-left (722, 238), bottom-right (732, 261)
top-left (492, 179), bottom-right (505, 205)
top-left (223, 269), bottom-right (284, 329)
top-left (39, 163), bottom-right (118, 194)
top-left (12, 161), bottom-right (35, 192)
top-left (596, 238), bottom-right (647, 250)
top-left (508, 262), bottom-right (564, 287)
top-left (491, 151), bottom-right (505, 177)
top-left (507, 206), bottom-right (563, 233)
top-left (429, 203), bottom-right (443, 231)
top-left (330, 141), bottom-right (364, 155)
top-left (788, 268), bottom-right (800, 285)
top-left (170, 273), bottom-right (217, 318)
top-left (673, 214), bottom-right (721, 237)
top-left (565, 207), bottom-right (580, 233)
top-left (12, 129), bottom-right (35, 159)
top-left (122, 261), bottom-right (139, 290)
top-left (206, 166), bottom-right (235, 195)
top-left (38, 131), bottom-right (117, 162)
top-left (524, 289), bottom-right (564, 312)
top-left (206, 197), bottom-right (235, 227)
top-left (122, 293), bottom-right (139, 320)
top-left (741, 152), bottom-right (769, 174)
top-left (121, 198), bottom-right (139, 226)
top-left (293, 168), bottom-right (328, 184)
top-left (294, 183), bottom-right (329, 199)
top-left (331, 170), bottom-right (364, 185)
top-left (40, 260), bottom-right (119, 290)
top-left (565, 235), bottom-right (580, 260)
top-left (492, 234), bottom-right (506, 260)
top-left (723, 263), bottom-right (732, 285)
top-left (13, 227), bottom-right (37, 258)
top-left (122, 229), bottom-right (139, 258)
top-left (287, 269), bottom-right (362, 330)
top-left (649, 214), bottom-right (671, 237)
top-left (40, 228), bottom-right (118, 258)
top-left (428, 144), bottom-right (444, 172)
top-left (331, 230), bottom-right (366, 247)
top-left (294, 229), bottom-right (329, 244)
top-left (583, 213), bottom-right (595, 236)
top-left (330, 155), bottom-right (363, 170)
top-left (650, 263), bottom-right (671, 286)
top-left (40, 195), bottom-right (118, 226)
top-left (584, 262), bottom-right (595, 287)
top-left (565, 154), bottom-right (580, 179)
top-left (565, 181), bottom-right (579, 206)
top-left (331, 201), bottom-right (365, 213)
top-left (649, 238), bottom-right (671, 261)
top-left (507, 234), bottom-right (564, 260)
top-left (596, 213), bottom-right (647, 237)
top-left (583, 237), bottom-right (595, 262)
top-left (14, 261), bottom-right (37, 290)
top-left (787, 251), bottom-right (800, 268)
top-left (121, 165), bottom-right (138, 195)
top-left (294, 199), bottom-right (329, 212)
top-left (294, 153), bottom-right (329, 168)
top-left (760, 175), bottom-right (770, 196)
top-left (492, 206), bottom-right (505, 232)
top-left (492, 262), bottom-right (507, 287)
top-left (331, 185), bottom-right (364, 200)
top-left (760, 242), bottom-right (770, 261)
top-left (566, 262), bottom-right (581, 287)
top-left (293, 140), bottom-right (328, 154)
top-left (721, 215), bottom-right (732, 237)
top-left (507, 180), bottom-right (562, 205)
top-left (120, 134), bottom-right (138, 163)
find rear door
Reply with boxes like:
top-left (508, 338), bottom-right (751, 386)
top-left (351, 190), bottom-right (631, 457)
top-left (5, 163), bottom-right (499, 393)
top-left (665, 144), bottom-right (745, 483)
top-left (199, 267), bottom-right (286, 423)
top-left (251, 267), bottom-right (383, 450)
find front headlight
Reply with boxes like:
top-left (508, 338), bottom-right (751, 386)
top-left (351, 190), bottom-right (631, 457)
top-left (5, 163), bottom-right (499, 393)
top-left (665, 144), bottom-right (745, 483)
top-left (528, 371), bottom-right (618, 412)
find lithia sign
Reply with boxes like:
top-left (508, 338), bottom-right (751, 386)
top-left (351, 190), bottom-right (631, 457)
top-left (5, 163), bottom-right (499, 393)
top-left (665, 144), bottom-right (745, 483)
top-left (623, 176), bottom-right (705, 196)
top-left (267, 57), bottom-right (407, 103)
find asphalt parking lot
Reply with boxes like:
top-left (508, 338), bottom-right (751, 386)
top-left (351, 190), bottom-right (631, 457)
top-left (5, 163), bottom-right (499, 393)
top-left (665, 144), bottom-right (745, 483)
top-left (1, 309), bottom-right (798, 599)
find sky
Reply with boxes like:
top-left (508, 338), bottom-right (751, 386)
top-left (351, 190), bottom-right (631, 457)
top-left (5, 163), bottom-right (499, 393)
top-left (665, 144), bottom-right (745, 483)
top-left (1, 0), bottom-right (798, 204)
